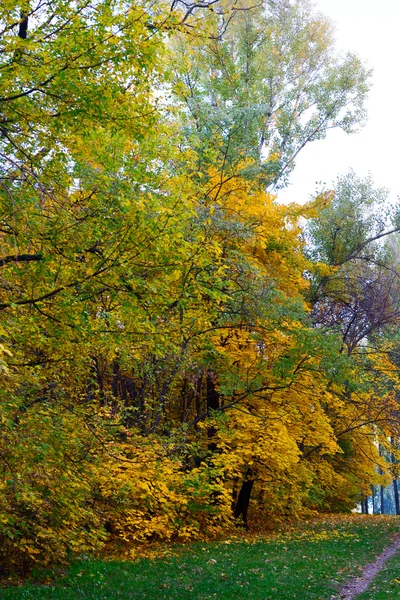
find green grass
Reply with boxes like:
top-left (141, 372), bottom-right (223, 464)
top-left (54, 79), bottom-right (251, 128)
top-left (1, 516), bottom-right (399, 600)
top-left (358, 548), bottom-right (400, 599)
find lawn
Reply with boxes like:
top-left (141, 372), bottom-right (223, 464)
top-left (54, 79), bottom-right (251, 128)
top-left (1, 516), bottom-right (399, 600)
top-left (358, 546), bottom-right (400, 599)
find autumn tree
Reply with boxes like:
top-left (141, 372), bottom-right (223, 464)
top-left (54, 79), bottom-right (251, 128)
top-left (162, 0), bottom-right (373, 524)
top-left (0, 0), bottom-right (217, 572)
top-left (0, 0), bottom-right (390, 573)
top-left (170, 0), bottom-right (371, 187)
top-left (302, 172), bottom-right (400, 510)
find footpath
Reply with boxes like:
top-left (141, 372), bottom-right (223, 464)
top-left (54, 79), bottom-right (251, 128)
top-left (334, 534), bottom-right (400, 599)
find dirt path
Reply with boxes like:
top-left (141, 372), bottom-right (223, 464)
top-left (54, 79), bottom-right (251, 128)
top-left (333, 533), bottom-right (400, 599)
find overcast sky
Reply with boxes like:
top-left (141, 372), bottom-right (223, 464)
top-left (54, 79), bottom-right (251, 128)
top-left (278, 0), bottom-right (400, 205)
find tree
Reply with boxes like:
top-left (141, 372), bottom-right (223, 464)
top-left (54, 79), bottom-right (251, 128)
top-left (170, 0), bottom-right (371, 187)
top-left (0, 0), bottom-right (393, 574)
top-left (302, 172), bottom-right (400, 510)
top-left (306, 172), bottom-right (400, 352)
top-left (0, 0), bottom-right (225, 572)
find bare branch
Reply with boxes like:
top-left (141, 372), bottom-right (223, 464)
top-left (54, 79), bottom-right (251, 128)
top-left (0, 253), bottom-right (43, 267)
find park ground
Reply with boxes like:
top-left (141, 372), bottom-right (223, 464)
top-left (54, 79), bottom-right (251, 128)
top-left (2, 515), bottom-right (400, 600)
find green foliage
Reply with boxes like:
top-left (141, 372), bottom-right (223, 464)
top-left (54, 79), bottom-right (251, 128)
top-left (170, 1), bottom-right (371, 187)
top-left (306, 171), bottom-right (391, 266)
top-left (0, 0), bottom-right (399, 577)
top-left (0, 398), bottom-right (107, 573)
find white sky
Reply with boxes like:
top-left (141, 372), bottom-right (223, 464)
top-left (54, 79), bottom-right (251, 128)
top-left (278, 0), bottom-right (400, 205)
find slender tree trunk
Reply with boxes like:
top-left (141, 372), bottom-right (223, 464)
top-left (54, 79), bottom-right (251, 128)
top-left (194, 371), bottom-right (203, 426)
top-left (394, 478), bottom-right (400, 516)
top-left (112, 360), bottom-right (119, 397)
top-left (233, 468), bottom-right (255, 527)
top-left (193, 372), bottom-right (203, 468)
top-left (379, 443), bottom-right (385, 514)
top-left (390, 437), bottom-right (400, 515)
top-left (91, 355), bottom-right (105, 405)
top-left (206, 373), bottom-right (219, 452)
top-left (361, 496), bottom-right (369, 514)
top-left (18, 11), bottom-right (29, 39)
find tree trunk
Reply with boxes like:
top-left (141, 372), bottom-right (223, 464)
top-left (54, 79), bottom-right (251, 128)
top-left (206, 373), bottom-right (219, 452)
top-left (18, 11), bottom-right (29, 40)
top-left (379, 444), bottom-right (385, 514)
top-left (390, 438), bottom-right (400, 515)
top-left (394, 478), bottom-right (400, 516)
top-left (193, 372), bottom-right (203, 468)
top-left (361, 496), bottom-right (369, 514)
top-left (233, 468), bottom-right (254, 527)
top-left (112, 360), bottom-right (119, 397)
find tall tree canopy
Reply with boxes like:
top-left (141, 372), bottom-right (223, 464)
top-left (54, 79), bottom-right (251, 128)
top-left (170, 0), bottom-right (370, 186)
top-left (1, 0), bottom-right (399, 576)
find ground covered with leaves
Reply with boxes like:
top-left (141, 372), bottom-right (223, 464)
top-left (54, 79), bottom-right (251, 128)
top-left (2, 516), bottom-right (399, 599)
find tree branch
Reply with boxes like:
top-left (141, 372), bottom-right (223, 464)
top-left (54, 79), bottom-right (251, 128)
top-left (0, 253), bottom-right (43, 267)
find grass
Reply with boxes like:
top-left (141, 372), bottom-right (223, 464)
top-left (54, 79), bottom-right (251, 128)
top-left (358, 548), bottom-right (400, 599)
top-left (1, 515), bottom-right (399, 600)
